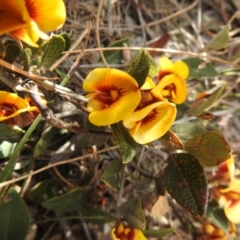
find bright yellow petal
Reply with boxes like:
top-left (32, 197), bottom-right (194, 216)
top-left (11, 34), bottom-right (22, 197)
top-left (25, 0), bottom-right (66, 31)
top-left (159, 56), bottom-right (174, 77)
top-left (173, 61), bottom-right (189, 80)
top-left (141, 77), bottom-right (156, 90)
top-left (0, 0), bottom-right (27, 35)
top-left (123, 101), bottom-right (176, 144)
top-left (83, 68), bottom-right (141, 126)
top-left (224, 199), bottom-right (240, 223)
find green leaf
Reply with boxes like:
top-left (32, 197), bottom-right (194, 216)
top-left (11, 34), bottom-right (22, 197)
top-left (185, 131), bottom-right (231, 167)
top-left (205, 25), bottom-right (230, 50)
top-left (127, 49), bottom-right (150, 87)
top-left (19, 48), bottom-right (32, 71)
top-left (183, 58), bottom-right (218, 79)
top-left (162, 153), bottom-right (208, 219)
top-left (171, 122), bottom-right (207, 144)
top-left (111, 122), bottom-right (138, 164)
top-left (101, 37), bottom-right (131, 63)
top-left (206, 200), bottom-right (229, 230)
top-left (119, 197), bottom-right (145, 230)
top-left (143, 228), bottom-right (174, 238)
top-left (37, 35), bottom-right (66, 68)
top-left (147, 54), bottom-right (158, 77)
top-left (59, 32), bottom-right (71, 51)
top-left (42, 188), bottom-right (89, 213)
top-left (81, 203), bottom-right (115, 224)
top-left (0, 123), bottom-right (24, 140)
top-left (101, 159), bottom-right (122, 191)
top-left (128, 176), bottom-right (154, 194)
top-left (29, 179), bottom-right (60, 202)
top-left (0, 140), bottom-right (17, 159)
top-left (0, 189), bottom-right (30, 240)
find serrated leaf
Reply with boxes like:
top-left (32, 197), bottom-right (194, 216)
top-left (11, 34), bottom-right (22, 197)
top-left (188, 83), bottom-right (226, 117)
top-left (183, 58), bottom-right (218, 79)
top-left (0, 140), bottom-right (17, 159)
top-left (206, 200), bottom-right (229, 230)
top-left (185, 131), bottom-right (231, 167)
top-left (119, 197), bottom-right (145, 230)
top-left (101, 159), bottom-right (122, 191)
top-left (37, 35), bottom-right (65, 68)
top-left (143, 228), bottom-right (174, 238)
top-left (170, 122), bottom-right (207, 144)
top-left (59, 32), bottom-right (71, 51)
top-left (205, 25), bottom-right (230, 50)
top-left (29, 179), bottom-right (60, 202)
top-left (0, 189), bottom-right (30, 240)
top-left (0, 123), bottom-right (24, 140)
top-left (111, 122), bottom-right (138, 164)
top-left (128, 49), bottom-right (150, 87)
top-left (162, 153), bottom-right (208, 219)
top-left (42, 188), bottom-right (89, 213)
top-left (81, 203), bottom-right (115, 224)
top-left (101, 37), bottom-right (131, 63)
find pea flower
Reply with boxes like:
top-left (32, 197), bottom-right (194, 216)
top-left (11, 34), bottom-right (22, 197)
top-left (111, 222), bottom-right (146, 240)
top-left (0, 0), bottom-right (66, 47)
top-left (83, 68), bottom-right (141, 126)
top-left (0, 91), bottom-right (38, 121)
top-left (123, 79), bottom-right (176, 144)
top-left (157, 57), bottom-right (189, 104)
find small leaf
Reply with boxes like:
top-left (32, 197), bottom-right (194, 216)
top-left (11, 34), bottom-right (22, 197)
top-left (119, 197), bottom-right (145, 230)
top-left (188, 83), bottom-right (226, 117)
top-left (185, 131), bottom-right (231, 167)
top-left (162, 153), bottom-right (208, 219)
top-left (101, 37), bottom-right (131, 63)
top-left (147, 53), bottom-right (158, 78)
top-left (205, 25), bottom-right (230, 50)
top-left (29, 179), bottom-right (60, 202)
top-left (143, 228), bottom-right (174, 238)
top-left (59, 32), bottom-right (71, 51)
top-left (0, 140), bottom-right (17, 159)
top-left (183, 58), bottom-right (218, 79)
top-left (37, 35), bottom-right (65, 68)
top-left (42, 188), bottom-right (89, 213)
top-left (0, 189), bottom-right (30, 240)
top-left (81, 203), bottom-right (115, 224)
top-left (206, 200), bottom-right (229, 230)
top-left (0, 123), bottom-right (24, 140)
top-left (159, 130), bottom-right (184, 150)
top-left (19, 48), bottom-right (32, 71)
top-left (170, 122), bottom-right (207, 144)
top-left (128, 49), bottom-right (150, 87)
top-left (111, 122), bottom-right (138, 164)
top-left (101, 159), bottom-right (122, 191)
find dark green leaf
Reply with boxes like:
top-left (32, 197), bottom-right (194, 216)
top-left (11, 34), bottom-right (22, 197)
top-left (162, 153), bottom-right (208, 219)
top-left (42, 188), bottom-right (89, 213)
top-left (0, 123), bottom-right (24, 140)
top-left (101, 159), bottom-right (122, 191)
top-left (119, 197), bottom-right (145, 230)
top-left (37, 35), bottom-right (66, 68)
top-left (185, 131), bottom-right (231, 167)
top-left (128, 49), bottom-right (150, 87)
top-left (111, 122), bottom-right (138, 164)
top-left (183, 58), bottom-right (218, 79)
top-left (0, 189), bottom-right (30, 240)
top-left (143, 228), bottom-right (174, 238)
top-left (101, 37), bottom-right (131, 63)
top-left (188, 83), bottom-right (226, 117)
top-left (59, 32), bottom-right (71, 51)
top-left (206, 200), bottom-right (229, 230)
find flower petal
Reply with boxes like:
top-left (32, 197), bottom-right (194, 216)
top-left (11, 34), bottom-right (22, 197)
top-left (83, 68), bottom-right (141, 126)
top-left (25, 0), bottom-right (66, 31)
top-left (123, 101), bottom-right (176, 144)
top-left (159, 56), bottom-right (174, 78)
top-left (173, 61), bottom-right (189, 80)
top-left (141, 77), bottom-right (156, 90)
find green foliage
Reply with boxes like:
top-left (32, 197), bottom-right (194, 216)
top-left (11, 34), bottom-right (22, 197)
top-left (0, 189), bottom-right (30, 240)
top-left (143, 228), bottom-right (175, 238)
top-left (162, 153), bottom-right (208, 219)
top-left (0, 140), bottom-right (17, 159)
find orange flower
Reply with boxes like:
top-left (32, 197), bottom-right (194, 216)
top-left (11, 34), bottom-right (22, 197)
top-left (111, 222), bottom-right (146, 240)
top-left (0, 0), bottom-right (66, 47)
top-left (123, 82), bottom-right (176, 144)
top-left (0, 91), bottom-right (38, 121)
top-left (157, 57), bottom-right (188, 104)
top-left (83, 68), bottom-right (141, 126)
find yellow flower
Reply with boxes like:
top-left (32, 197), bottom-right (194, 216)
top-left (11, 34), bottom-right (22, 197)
top-left (0, 91), bottom-right (38, 121)
top-left (111, 222), bottom-right (146, 240)
top-left (83, 68), bottom-right (141, 126)
top-left (157, 57), bottom-right (188, 104)
top-left (123, 83), bottom-right (176, 144)
top-left (0, 0), bottom-right (66, 47)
